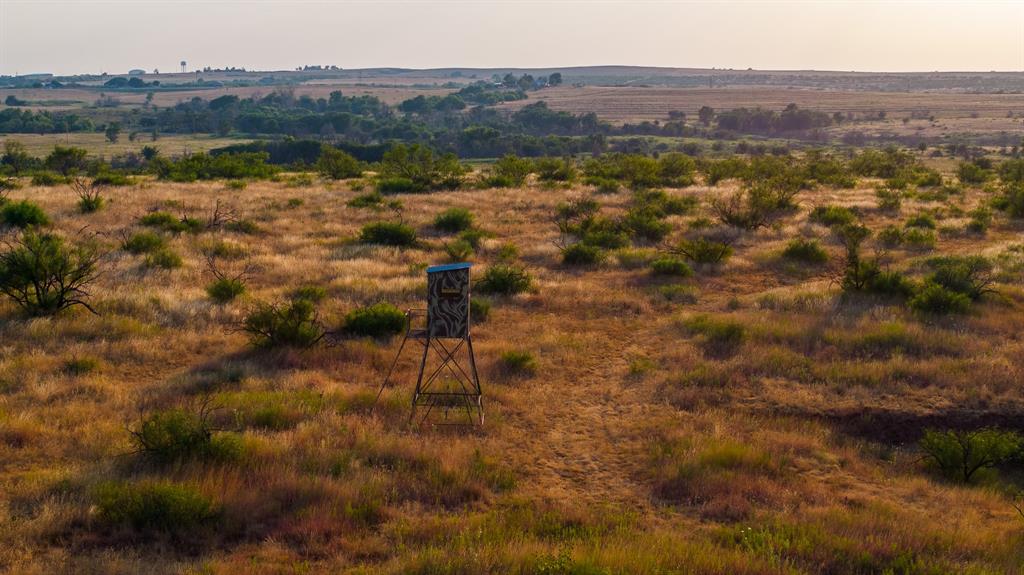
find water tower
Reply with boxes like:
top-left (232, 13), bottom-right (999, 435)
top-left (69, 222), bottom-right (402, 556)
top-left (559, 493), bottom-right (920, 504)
top-left (180, 60), bottom-right (187, 73)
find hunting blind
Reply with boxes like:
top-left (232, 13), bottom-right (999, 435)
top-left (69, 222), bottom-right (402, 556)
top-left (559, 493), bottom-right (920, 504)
top-left (377, 263), bottom-right (483, 425)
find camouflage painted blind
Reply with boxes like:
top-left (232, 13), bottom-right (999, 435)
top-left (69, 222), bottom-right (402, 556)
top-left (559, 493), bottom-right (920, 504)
top-left (426, 263), bottom-right (471, 338)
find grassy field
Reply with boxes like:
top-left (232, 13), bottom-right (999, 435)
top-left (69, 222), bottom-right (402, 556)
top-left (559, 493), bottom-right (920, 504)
top-left (0, 134), bottom-right (255, 157)
top-left (496, 85), bottom-right (1024, 132)
top-left (0, 162), bottom-right (1023, 573)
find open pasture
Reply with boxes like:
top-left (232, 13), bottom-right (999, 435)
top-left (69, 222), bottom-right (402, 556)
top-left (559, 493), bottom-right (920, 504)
top-left (1, 160), bottom-right (1023, 572)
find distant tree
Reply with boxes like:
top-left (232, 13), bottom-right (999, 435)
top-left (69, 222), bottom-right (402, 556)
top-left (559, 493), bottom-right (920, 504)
top-left (548, 72), bottom-right (563, 86)
top-left (45, 146), bottom-right (88, 175)
top-left (502, 73), bottom-right (517, 88)
top-left (1, 141), bottom-right (34, 174)
top-left (698, 106), bottom-right (715, 126)
top-left (104, 122), bottom-right (121, 143)
top-left (4, 95), bottom-right (26, 106)
top-left (517, 74), bottom-right (535, 91)
top-left (141, 145), bottom-right (160, 161)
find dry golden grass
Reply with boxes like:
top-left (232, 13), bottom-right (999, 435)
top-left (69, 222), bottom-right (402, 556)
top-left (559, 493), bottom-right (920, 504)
top-left (0, 171), bottom-right (1022, 573)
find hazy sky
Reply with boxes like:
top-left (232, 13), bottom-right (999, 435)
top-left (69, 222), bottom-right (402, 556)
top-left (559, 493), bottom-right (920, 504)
top-left (1, 0), bottom-right (1022, 75)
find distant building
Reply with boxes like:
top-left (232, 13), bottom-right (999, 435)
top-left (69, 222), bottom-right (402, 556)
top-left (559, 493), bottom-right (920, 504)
top-left (128, 69), bottom-right (146, 76)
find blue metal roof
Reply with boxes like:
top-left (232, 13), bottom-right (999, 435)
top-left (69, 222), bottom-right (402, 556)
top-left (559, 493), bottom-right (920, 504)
top-left (426, 262), bottom-right (472, 273)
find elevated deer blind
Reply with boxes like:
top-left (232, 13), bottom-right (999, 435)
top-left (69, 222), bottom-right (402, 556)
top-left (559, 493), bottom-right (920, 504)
top-left (377, 263), bottom-right (483, 425)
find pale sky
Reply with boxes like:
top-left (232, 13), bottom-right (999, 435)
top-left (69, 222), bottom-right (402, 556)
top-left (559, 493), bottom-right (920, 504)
top-left (1, 0), bottom-right (1022, 76)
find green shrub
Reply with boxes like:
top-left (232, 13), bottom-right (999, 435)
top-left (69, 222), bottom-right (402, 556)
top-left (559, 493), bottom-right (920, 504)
top-left (659, 284), bottom-right (698, 303)
top-left (434, 207), bottom-right (474, 233)
top-left (650, 256), bottom-right (693, 277)
top-left (957, 162), bottom-right (989, 185)
top-left (867, 270), bottom-right (916, 298)
top-left (966, 207), bottom-right (991, 234)
top-left (317, 147), bottom-right (362, 180)
top-left (875, 187), bottom-right (902, 211)
top-left (675, 238), bottom-right (733, 264)
top-left (63, 356), bottom-right (100, 375)
top-left (0, 231), bottom-right (100, 316)
top-left (926, 255), bottom-right (994, 300)
top-left (682, 314), bottom-right (746, 356)
top-left (498, 350), bottom-right (537, 377)
top-left (225, 179), bottom-right (247, 190)
top-left (470, 298), bottom-right (491, 323)
top-left (139, 211), bottom-right (193, 234)
top-left (94, 481), bottom-right (217, 533)
top-left (376, 177), bottom-right (419, 194)
top-left (622, 208), bottom-right (672, 242)
top-left (488, 155), bottom-right (533, 187)
top-left (144, 248), bottom-right (183, 270)
top-left (561, 243), bottom-right (605, 266)
top-left (226, 219), bottom-right (259, 234)
top-left (342, 302), bottom-right (406, 338)
top-left (809, 205), bottom-right (856, 228)
top-left (905, 213), bottom-right (937, 229)
top-left (347, 190), bottom-right (388, 208)
top-left (206, 278), bottom-right (245, 303)
top-left (919, 428), bottom-right (1021, 483)
top-left (30, 172), bottom-right (67, 186)
top-left (291, 285), bottom-right (327, 303)
top-left (902, 228), bottom-right (936, 250)
top-left (477, 264), bottom-right (531, 295)
top-left (781, 238), bottom-right (828, 264)
top-left (909, 283), bottom-right (971, 314)
top-left (1, 200), bottom-right (48, 228)
top-left (534, 157), bottom-right (576, 182)
top-left (130, 408), bottom-right (242, 464)
top-left (444, 239), bottom-right (474, 261)
top-left (241, 299), bottom-right (324, 348)
top-left (359, 221), bottom-right (417, 247)
top-left (878, 226), bottom-right (905, 247)
top-left (122, 231), bottom-right (165, 254)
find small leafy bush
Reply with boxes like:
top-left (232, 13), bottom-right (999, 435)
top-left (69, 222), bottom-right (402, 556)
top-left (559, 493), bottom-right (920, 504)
top-left (1, 200), bottom-right (49, 228)
top-left (63, 356), bottom-right (100, 375)
top-left (130, 408), bottom-right (242, 465)
top-left (30, 172), bottom-right (67, 187)
top-left (781, 238), bottom-right (828, 264)
top-left (0, 231), bottom-right (100, 316)
top-left (206, 278), bottom-right (245, 303)
top-left (919, 428), bottom-right (1021, 483)
top-left (94, 481), bottom-right (217, 533)
top-left (291, 285), bottom-right (327, 303)
top-left (477, 264), bottom-right (531, 295)
top-left (359, 221), bottom-right (417, 247)
top-left (909, 283), bottom-right (971, 314)
top-left (376, 177), bottom-right (419, 194)
top-left (682, 314), bottom-right (746, 356)
top-left (926, 255), bottom-right (994, 300)
top-left (433, 207), bottom-right (474, 233)
top-left (809, 205), bottom-right (856, 228)
top-left (905, 213), bottom-right (937, 229)
top-left (444, 239), bottom-right (474, 261)
top-left (139, 211), bottom-right (200, 235)
top-left (562, 243), bottom-right (605, 266)
top-left (902, 228), bottom-right (936, 250)
top-left (144, 248), bottom-right (183, 270)
top-left (226, 219), bottom-right (259, 234)
top-left (122, 231), bottom-right (165, 254)
top-left (675, 237), bottom-right (733, 264)
top-left (242, 299), bottom-right (324, 348)
top-left (342, 302), bottom-right (406, 338)
top-left (650, 256), bottom-right (693, 277)
top-left (470, 298), bottom-right (491, 323)
top-left (498, 350), bottom-right (537, 377)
